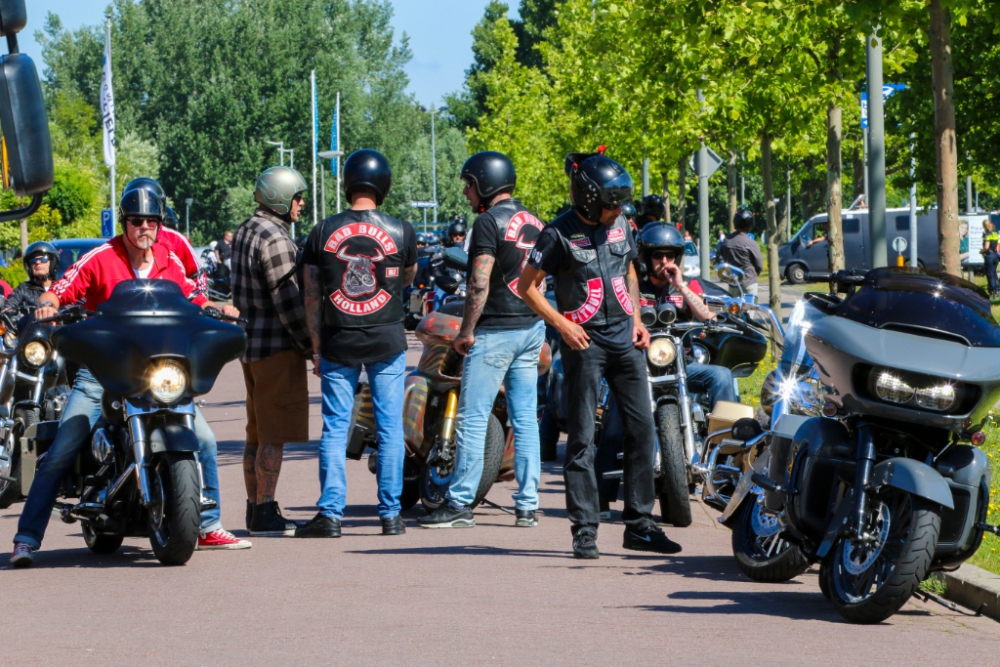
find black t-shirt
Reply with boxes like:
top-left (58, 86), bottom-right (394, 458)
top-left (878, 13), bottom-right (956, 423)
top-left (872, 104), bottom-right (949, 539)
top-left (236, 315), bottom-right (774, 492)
top-left (529, 221), bottom-right (637, 353)
top-left (216, 239), bottom-right (232, 261)
top-left (468, 212), bottom-right (541, 330)
top-left (302, 217), bottom-right (418, 366)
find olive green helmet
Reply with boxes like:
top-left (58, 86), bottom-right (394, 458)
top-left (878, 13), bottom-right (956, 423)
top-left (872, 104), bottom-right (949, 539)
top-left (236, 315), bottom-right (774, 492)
top-left (254, 166), bottom-right (308, 216)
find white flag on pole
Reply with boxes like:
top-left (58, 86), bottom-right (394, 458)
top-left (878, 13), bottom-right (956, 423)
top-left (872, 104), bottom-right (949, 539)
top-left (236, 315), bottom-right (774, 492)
top-left (100, 30), bottom-right (116, 168)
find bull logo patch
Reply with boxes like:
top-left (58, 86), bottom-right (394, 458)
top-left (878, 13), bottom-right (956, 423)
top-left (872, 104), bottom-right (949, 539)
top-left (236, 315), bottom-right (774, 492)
top-left (337, 247), bottom-right (385, 298)
top-left (324, 222), bottom-right (399, 315)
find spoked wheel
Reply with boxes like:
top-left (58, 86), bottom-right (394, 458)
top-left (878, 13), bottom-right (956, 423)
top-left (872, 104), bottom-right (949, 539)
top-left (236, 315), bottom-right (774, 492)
top-left (82, 521), bottom-right (124, 555)
top-left (655, 403), bottom-right (691, 527)
top-left (825, 490), bottom-right (940, 624)
top-left (419, 414), bottom-right (506, 511)
top-left (147, 452), bottom-right (201, 566)
top-left (0, 408), bottom-right (37, 509)
top-left (731, 492), bottom-right (809, 583)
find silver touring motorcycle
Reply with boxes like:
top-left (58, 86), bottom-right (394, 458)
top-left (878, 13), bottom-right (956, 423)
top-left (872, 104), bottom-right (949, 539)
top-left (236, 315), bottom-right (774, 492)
top-left (736, 267), bottom-right (999, 624)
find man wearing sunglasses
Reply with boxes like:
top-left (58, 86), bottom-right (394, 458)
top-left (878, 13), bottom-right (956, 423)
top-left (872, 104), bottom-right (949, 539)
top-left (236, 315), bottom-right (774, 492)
top-left (4, 242), bottom-right (60, 314)
top-left (518, 151), bottom-right (682, 560)
top-left (10, 188), bottom-right (246, 568)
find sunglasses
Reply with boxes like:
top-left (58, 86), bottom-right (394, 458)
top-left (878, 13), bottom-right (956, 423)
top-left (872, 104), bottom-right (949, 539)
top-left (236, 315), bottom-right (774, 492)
top-left (126, 217), bottom-right (161, 228)
top-left (28, 256), bottom-right (50, 265)
top-left (651, 251), bottom-right (680, 261)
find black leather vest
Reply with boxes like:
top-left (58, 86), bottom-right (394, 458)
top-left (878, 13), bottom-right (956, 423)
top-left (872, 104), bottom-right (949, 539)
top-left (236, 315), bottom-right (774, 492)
top-left (639, 278), bottom-right (700, 322)
top-left (549, 210), bottom-right (634, 327)
top-left (314, 209), bottom-right (407, 328)
top-left (479, 198), bottom-right (546, 319)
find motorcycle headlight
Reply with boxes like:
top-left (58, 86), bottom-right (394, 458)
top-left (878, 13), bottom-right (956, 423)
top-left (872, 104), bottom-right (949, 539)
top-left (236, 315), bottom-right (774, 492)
top-left (647, 338), bottom-right (677, 368)
top-left (914, 383), bottom-right (956, 412)
top-left (4, 332), bottom-right (16, 349)
top-left (22, 340), bottom-right (51, 367)
top-left (873, 370), bottom-right (914, 404)
top-left (148, 360), bottom-right (188, 404)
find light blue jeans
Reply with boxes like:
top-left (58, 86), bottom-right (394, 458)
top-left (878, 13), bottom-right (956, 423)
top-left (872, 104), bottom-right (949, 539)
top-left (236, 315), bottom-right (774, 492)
top-left (14, 368), bottom-right (222, 549)
top-left (447, 321), bottom-right (545, 510)
top-left (317, 352), bottom-right (406, 520)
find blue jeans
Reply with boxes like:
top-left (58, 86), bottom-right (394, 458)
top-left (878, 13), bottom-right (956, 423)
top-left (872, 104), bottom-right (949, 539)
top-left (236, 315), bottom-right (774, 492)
top-left (447, 321), bottom-right (545, 510)
top-left (686, 362), bottom-right (739, 409)
top-left (317, 352), bottom-right (406, 520)
top-left (14, 368), bottom-right (222, 549)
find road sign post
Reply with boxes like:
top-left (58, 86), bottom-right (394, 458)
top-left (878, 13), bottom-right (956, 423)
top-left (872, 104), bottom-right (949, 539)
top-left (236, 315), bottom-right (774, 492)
top-left (101, 209), bottom-right (115, 238)
top-left (410, 201), bottom-right (437, 233)
top-left (691, 143), bottom-right (724, 281)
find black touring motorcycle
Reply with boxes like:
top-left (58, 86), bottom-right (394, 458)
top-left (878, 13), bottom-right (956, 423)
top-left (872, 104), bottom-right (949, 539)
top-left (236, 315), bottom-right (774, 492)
top-left (20, 281), bottom-right (245, 565)
top-left (735, 268), bottom-right (1000, 623)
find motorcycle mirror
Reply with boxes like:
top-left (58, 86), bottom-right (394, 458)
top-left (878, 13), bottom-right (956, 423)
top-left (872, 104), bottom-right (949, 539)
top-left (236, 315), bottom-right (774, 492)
top-left (716, 263), bottom-right (744, 286)
top-left (731, 417), bottom-right (764, 442)
top-left (640, 306), bottom-right (657, 327)
top-left (441, 246), bottom-right (468, 272)
top-left (656, 302), bottom-right (677, 325)
top-left (0, 1), bottom-right (26, 36)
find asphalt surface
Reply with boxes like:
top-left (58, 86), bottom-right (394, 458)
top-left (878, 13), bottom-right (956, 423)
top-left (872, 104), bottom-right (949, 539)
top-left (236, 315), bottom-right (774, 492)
top-left (2, 341), bottom-right (1000, 666)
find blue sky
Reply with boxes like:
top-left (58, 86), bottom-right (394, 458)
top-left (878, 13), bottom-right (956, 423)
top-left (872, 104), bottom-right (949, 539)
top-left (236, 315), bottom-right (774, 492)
top-left (18, 1), bottom-right (518, 107)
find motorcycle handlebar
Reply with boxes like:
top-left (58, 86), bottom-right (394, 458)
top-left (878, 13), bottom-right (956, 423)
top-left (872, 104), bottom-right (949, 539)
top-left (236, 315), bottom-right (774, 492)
top-left (203, 306), bottom-right (247, 326)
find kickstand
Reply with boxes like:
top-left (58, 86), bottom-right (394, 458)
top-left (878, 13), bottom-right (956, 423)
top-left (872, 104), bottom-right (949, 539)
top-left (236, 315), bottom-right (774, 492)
top-left (479, 498), bottom-right (515, 515)
top-left (913, 589), bottom-right (985, 617)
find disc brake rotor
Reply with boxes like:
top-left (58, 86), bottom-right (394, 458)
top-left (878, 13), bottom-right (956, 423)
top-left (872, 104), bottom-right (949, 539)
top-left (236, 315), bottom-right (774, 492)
top-left (0, 441), bottom-right (11, 480)
top-left (750, 494), bottom-right (781, 538)
top-left (842, 503), bottom-right (891, 575)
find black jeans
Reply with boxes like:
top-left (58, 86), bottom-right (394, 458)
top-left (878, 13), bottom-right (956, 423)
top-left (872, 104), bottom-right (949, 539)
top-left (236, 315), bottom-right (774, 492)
top-left (986, 250), bottom-right (999, 294)
top-left (561, 341), bottom-right (656, 535)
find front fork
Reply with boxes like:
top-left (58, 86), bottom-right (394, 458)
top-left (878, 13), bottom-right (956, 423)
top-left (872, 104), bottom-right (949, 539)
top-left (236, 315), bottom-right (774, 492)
top-left (850, 422), bottom-right (877, 540)
top-left (674, 354), bottom-right (697, 464)
top-left (128, 415), bottom-right (153, 505)
top-left (428, 388), bottom-right (460, 467)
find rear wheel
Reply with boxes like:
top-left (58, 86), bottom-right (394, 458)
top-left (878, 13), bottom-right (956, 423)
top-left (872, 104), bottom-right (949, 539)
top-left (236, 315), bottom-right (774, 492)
top-left (0, 408), bottom-right (38, 509)
top-left (786, 264), bottom-right (806, 284)
top-left (471, 414), bottom-right (505, 508)
top-left (731, 492), bottom-right (809, 583)
top-left (399, 457), bottom-right (420, 510)
top-left (147, 452), bottom-right (200, 566)
top-left (826, 491), bottom-right (940, 624)
top-left (655, 403), bottom-right (692, 527)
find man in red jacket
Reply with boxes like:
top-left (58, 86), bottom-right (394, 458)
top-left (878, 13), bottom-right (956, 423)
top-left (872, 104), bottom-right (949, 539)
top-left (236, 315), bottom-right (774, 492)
top-left (10, 188), bottom-right (246, 568)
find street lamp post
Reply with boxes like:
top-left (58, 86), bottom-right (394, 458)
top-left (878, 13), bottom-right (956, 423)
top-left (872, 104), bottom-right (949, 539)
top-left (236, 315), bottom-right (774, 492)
top-left (184, 198), bottom-right (193, 238)
top-left (266, 140), bottom-right (294, 168)
top-left (430, 105), bottom-right (449, 224)
top-left (318, 150), bottom-right (343, 220)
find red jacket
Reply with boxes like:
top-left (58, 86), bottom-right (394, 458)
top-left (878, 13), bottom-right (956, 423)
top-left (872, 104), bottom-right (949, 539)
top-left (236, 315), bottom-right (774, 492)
top-left (50, 236), bottom-right (207, 311)
top-left (157, 227), bottom-right (199, 277)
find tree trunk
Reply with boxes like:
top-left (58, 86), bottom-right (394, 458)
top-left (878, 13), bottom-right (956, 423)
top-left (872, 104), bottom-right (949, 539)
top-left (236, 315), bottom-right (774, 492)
top-left (929, 0), bottom-right (960, 275)
top-left (827, 102), bottom-right (845, 275)
top-left (677, 156), bottom-right (687, 229)
top-left (19, 218), bottom-right (28, 254)
top-left (662, 172), bottom-right (672, 225)
top-left (727, 144), bottom-right (738, 233)
top-left (762, 132), bottom-right (780, 314)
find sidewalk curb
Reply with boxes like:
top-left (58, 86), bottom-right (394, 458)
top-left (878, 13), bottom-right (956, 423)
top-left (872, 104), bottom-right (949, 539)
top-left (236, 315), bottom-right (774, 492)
top-left (933, 564), bottom-right (1000, 621)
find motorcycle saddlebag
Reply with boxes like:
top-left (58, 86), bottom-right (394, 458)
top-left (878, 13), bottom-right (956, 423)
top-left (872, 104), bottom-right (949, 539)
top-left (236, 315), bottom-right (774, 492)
top-left (19, 420), bottom-right (61, 495)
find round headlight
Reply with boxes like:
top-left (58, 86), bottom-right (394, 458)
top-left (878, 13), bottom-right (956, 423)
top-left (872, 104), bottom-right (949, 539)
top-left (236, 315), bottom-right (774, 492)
top-left (23, 340), bottom-right (50, 367)
top-left (914, 384), bottom-right (956, 412)
top-left (148, 360), bottom-right (188, 404)
top-left (647, 338), bottom-right (677, 367)
top-left (3, 332), bottom-right (16, 349)
top-left (874, 370), bottom-right (914, 404)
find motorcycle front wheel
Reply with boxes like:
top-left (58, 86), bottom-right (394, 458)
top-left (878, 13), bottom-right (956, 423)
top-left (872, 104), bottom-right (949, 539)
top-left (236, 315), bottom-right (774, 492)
top-left (147, 452), bottom-right (201, 566)
top-left (419, 413), bottom-right (505, 511)
top-left (0, 407), bottom-right (38, 509)
top-left (731, 492), bottom-right (809, 583)
top-left (825, 490), bottom-right (940, 624)
top-left (655, 403), bottom-right (692, 527)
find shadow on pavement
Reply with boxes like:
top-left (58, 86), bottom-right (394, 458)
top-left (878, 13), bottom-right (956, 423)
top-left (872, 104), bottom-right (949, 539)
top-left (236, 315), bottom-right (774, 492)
top-left (10, 544), bottom-right (162, 569)
top-left (345, 544), bottom-right (572, 559)
top-left (633, 589), bottom-right (841, 622)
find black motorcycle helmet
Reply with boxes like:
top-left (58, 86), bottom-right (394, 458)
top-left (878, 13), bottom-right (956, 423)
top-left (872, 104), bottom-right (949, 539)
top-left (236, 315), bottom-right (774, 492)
top-left (22, 241), bottom-right (59, 281)
top-left (122, 177), bottom-right (165, 199)
top-left (641, 194), bottom-right (665, 221)
top-left (343, 149), bottom-right (392, 206)
top-left (443, 219), bottom-right (467, 248)
top-left (621, 201), bottom-right (637, 220)
top-left (565, 150), bottom-right (634, 224)
top-left (118, 187), bottom-right (166, 227)
top-left (162, 206), bottom-right (179, 230)
top-left (734, 208), bottom-right (755, 231)
top-left (639, 222), bottom-right (685, 275)
top-left (460, 151), bottom-right (516, 207)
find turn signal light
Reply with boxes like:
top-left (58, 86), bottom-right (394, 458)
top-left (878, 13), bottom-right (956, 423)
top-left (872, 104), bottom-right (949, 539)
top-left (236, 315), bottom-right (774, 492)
top-left (822, 401), bottom-right (838, 417)
top-left (971, 431), bottom-right (986, 446)
top-left (727, 303), bottom-right (740, 316)
top-left (0, 323), bottom-right (6, 336)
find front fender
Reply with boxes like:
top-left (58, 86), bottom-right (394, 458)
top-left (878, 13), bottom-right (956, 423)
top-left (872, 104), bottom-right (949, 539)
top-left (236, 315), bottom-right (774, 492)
top-left (149, 424), bottom-right (199, 453)
top-left (871, 457), bottom-right (954, 510)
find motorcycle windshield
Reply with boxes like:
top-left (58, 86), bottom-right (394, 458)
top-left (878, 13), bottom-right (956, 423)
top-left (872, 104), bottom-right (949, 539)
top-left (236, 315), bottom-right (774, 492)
top-left (838, 267), bottom-right (1000, 347)
top-left (780, 298), bottom-right (825, 378)
top-left (53, 280), bottom-right (247, 397)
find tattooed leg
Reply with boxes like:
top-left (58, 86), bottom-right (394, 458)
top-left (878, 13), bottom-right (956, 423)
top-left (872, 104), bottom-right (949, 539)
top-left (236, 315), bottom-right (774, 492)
top-left (255, 443), bottom-right (285, 504)
top-left (243, 442), bottom-right (259, 502)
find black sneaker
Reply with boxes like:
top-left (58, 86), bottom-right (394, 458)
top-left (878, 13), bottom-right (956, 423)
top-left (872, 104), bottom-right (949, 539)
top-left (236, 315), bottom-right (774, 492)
top-left (294, 513), bottom-right (341, 538)
top-left (572, 529), bottom-right (599, 559)
top-left (417, 504), bottom-right (475, 528)
top-left (515, 509), bottom-right (538, 527)
top-left (250, 501), bottom-right (297, 536)
top-left (623, 525), bottom-right (682, 554)
top-left (381, 515), bottom-right (406, 535)
top-left (245, 500), bottom-right (253, 532)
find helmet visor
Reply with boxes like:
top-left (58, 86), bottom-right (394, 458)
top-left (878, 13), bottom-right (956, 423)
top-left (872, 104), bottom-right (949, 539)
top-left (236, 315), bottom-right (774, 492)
top-left (599, 172), bottom-right (634, 209)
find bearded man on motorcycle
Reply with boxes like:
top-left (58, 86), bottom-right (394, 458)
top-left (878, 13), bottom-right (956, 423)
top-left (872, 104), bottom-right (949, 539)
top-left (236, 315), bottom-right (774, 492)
top-left (298, 149), bottom-right (418, 538)
top-left (518, 150), bottom-right (682, 559)
top-left (4, 242), bottom-right (59, 313)
top-left (638, 223), bottom-right (738, 408)
top-left (418, 151), bottom-right (546, 529)
top-left (10, 188), bottom-right (247, 567)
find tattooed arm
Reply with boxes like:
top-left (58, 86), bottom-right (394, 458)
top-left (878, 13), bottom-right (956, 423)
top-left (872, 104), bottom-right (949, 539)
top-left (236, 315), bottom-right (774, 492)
top-left (304, 265), bottom-right (323, 376)
top-left (454, 253), bottom-right (495, 356)
top-left (627, 263), bottom-right (650, 350)
top-left (403, 263), bottom-right (418, 287)
top-left (677, 283), bottom-right (716, 322)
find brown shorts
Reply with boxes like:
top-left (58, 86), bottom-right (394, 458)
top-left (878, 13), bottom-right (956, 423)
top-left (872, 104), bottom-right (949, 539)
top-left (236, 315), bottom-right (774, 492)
top-left (242, 349), bottom-right (310, 446)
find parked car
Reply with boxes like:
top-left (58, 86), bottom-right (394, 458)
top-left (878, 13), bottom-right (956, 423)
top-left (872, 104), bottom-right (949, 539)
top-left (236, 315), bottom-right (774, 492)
top-left (682, 241), bottom-right (700, 278)
top-left (778, 208), bottom-right (940, 283)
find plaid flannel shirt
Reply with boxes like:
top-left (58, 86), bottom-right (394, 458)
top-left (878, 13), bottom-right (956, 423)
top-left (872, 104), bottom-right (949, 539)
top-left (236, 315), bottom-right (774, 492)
top-left (232, 207), bottom-right (311, 362)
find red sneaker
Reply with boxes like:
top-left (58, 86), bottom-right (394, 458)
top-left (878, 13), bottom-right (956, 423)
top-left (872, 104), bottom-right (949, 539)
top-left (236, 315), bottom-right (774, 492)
top-left (10, 541), bottom-right (35, 568)
top-left (197, 528), bottom-right (252, 551)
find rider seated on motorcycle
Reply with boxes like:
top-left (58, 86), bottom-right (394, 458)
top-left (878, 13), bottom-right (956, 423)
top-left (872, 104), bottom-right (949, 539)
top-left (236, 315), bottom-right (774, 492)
top-left (638, 222), bottom-right (739, 409)
top-left (10, 188), bottom-right (246, 568)
top-left (4, 242), bottom-right (59, 314)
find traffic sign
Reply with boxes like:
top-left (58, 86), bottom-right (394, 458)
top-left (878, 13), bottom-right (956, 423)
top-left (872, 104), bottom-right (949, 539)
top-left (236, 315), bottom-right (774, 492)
top-left (410, 201), bottom-right (438, 208)
top-left (101, 208), bottom-right (114, 238)
top-left (892, 236), bottom-right (907, 254)
top-left (861, 84), bottom-right (906, 129)
top-left (690, 147), bottom-right (724, 178)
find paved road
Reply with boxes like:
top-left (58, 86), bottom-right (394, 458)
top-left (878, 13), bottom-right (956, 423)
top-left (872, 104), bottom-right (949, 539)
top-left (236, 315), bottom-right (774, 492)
top-left (2, 345), bottom-right (999, 666)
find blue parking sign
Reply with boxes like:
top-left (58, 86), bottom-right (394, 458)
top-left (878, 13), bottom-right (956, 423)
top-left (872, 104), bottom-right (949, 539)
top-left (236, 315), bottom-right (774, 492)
top-left (101, 209), bottom-right (114, 238)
